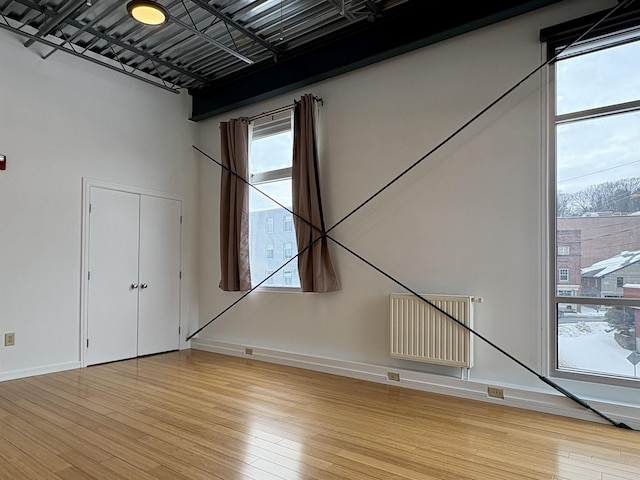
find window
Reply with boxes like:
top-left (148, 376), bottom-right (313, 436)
top-left (283, 215), bottom-right (293, 232)
top-left (248, 114), bottom-right (300, 288)
top-left (558, 268), bottom-right (569, 282)
top-left (548, 20), bottom-right (640, 384)
top-left (283, 270), bottom-right (293, 286)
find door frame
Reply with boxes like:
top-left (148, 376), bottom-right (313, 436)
top-left (80, 178), bottom-right (184, 367)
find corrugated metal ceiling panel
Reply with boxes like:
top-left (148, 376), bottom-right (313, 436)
top-left (1, 0), bottom-right (403, 92)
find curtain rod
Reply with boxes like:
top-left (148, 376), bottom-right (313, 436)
top-left (248, 96), bottom-right (323, 122)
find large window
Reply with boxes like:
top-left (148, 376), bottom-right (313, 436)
top-left (248, 114), bottom-right (300, 289)
top-left (549, 23), bottom-right (640, 383)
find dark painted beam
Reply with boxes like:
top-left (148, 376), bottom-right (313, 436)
top-left (189, 0), bottom-right (563, 121)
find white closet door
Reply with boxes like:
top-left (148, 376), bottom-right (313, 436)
top-left (137, 195), bottom-right (181, 356)
top-left (86, 187), bottom-right (140, 366)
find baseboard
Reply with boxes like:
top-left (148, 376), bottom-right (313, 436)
top-left (191, 338), bottom-right (640, 430)
top-left (0, 361), bottom-right (81, 382)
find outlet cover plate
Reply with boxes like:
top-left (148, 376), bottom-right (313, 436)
top-left (487, 386), bottom-right (504, 399)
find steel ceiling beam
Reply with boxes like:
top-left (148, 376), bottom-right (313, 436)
top-left (188, 0), bottom-right (281, 55)
top-left (14, 0), bottom-right (208, 85)
top-left (362, 0), bottom-right (383, 19)
top-left (326, 0), bottom-right (357, 22)
top-left (190, 0), bottom-right (564, 121)
top-left (41, 0), bottom-right (122, 60)
top-left (23, 0), bottom-right (86, 48)
top-left (0, 21), bottom-right (180, 93)
top-left (170, 14), bottom-right (255, 64)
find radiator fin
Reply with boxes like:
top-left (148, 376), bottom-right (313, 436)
top-left (389, 294), bottom-right (474, 368)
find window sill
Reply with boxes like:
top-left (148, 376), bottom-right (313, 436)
top-left (255, 286), bottom-right (301, 293)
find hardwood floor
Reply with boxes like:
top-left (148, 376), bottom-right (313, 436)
top-left (0, 350), bottom-right (638, 479)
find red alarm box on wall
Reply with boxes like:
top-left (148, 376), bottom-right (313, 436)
top-left (0, 154), bottom-right (6, 170)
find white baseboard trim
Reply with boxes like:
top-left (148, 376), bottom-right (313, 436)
top-left (191, 338), bottom-right (640, 430)
top-left (0, 361), bottom-right (81, 382)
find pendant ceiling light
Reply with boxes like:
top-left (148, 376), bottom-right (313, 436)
top-left (127, 0), bottom-right (168, 26)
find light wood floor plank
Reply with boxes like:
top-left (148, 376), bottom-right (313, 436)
top-left (0, 349), bottom-right (638, 479)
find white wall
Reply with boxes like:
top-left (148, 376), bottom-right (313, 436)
top-left (0, 30), bottom-right (199, 378)
top-left (194, 0), bottom-right (640, 427)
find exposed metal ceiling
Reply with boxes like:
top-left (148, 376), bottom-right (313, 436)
top-left (1, 0), bottom-right (564, 120)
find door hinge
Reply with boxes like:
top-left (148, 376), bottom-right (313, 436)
top-left (179, 271), bottom-right (182, 280)
top-left (178, 326), bottom-right (181, 335)
top-left (180, 215), bottom-right (183, 224)
top-left (89, 203), bottom-right (92, 213)
top-left (86, 339), bottom-right (89, 348)
top-left (88, 271), bottom-right (91, 280)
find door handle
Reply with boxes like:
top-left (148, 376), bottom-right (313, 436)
top-left (140, 283), bottom-right (148, 289)
top-left (130, 283), bottom-right (138, 289)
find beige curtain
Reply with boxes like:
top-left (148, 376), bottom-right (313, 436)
top-left (293, 94), bottom-right (340, 292)
top-left (219, 118), bottom-right (252, 291)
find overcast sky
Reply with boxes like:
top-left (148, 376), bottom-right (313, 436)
top-left (555, 37), bottom-right (640, 194)
top-left (249, 131), bottom-right (293, 211)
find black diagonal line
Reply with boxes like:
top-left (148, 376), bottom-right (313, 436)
top-left (186, 242), bottom-right (319, 340)
top-left (192, 145), bottom-right (323, 235)
top-left (326, 0), bottom-right (631, 236)
top-left (322, 234), bottom-right (632, 429)
top-left (193, 143), bottom-right (633, 430)
top-left (189, 1), bottom-right (635, 430)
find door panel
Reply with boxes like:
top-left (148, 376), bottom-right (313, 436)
top-left (86, 188), bottom-right (140, 366)
top-left (137, 195), bottom-right (181, 356)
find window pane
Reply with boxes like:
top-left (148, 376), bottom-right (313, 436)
top-left (248, 180), bottom-right (299, 288)
top-left (250, 179), bottom-right (293, 212)
top-left (249, 131), bottom-right (293, 175)
top-left (556, 111), bottom-right (640, 199)
top-left (249, 206), bottom-right (299, 287)
top-left (552, 27), bottom-right (640, 385)
top-left (248, 117), bottom-right (300, 289)
top-left (558, 303), bottom-right (639, 378)
top-left (555, 111), bottom-right (640, 299)
top-left (556, 39), bottom-right (640, 115)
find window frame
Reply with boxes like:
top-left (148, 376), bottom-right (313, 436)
top-left (248, 113), bottom-right (300, 291)
top-left (545, 12), bottom-right (640, 387)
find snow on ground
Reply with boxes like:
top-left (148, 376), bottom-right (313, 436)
top-left (558, 320), bottom-right (638, 377)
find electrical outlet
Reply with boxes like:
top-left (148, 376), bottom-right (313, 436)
top-left (387, 372), bottom-right (400, 381)
top-left (4, 332), bottom-right (15, 346)
top-left (487, 386), bottom-right (504, 399)
top-left (245, 347), bottom-right (253, 355)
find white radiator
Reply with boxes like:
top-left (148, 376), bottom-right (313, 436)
top-left (389, 293), bottom-right (474, 368)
